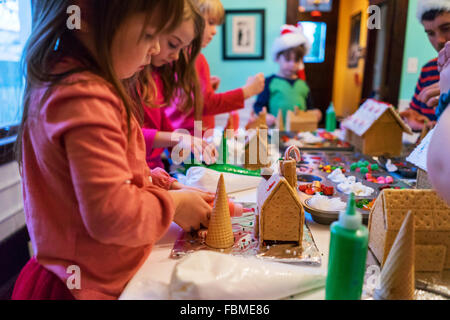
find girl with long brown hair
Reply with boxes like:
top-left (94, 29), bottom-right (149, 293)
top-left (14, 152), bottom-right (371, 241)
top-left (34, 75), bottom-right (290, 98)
top-left (164, 0), bottom-right (265, 135)
top-left (12, 0), bottom-right (213, 300)
top-left (139, 0), bottom-right (218, 170)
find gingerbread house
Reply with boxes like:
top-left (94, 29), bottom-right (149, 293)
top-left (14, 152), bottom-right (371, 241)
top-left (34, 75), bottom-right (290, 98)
top-left (286, 107), bottom-right (319, 133)
top-left (343, 99), bottom-right (413, 157)
top-left (368, 189), bottom-right (450, 272)
top-left (246, 108), bottom-right (268, 130)
top-left (244, 126), bottom-right (271, 170)
top-left (256, 172), bottom-right (304, 247)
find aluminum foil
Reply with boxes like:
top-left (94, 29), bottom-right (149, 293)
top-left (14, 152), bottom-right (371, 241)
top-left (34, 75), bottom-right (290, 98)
top-left (362, 268), bottom-right (450, 300)
top-left (171, 202), bottom-right (322, 266)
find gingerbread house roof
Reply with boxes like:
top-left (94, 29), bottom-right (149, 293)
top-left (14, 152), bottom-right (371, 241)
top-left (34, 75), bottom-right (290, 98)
top-left (257, 173), bottom-right (301, 211)
top-left (343, 99), bottom-right (413, 137)
top-left (372, 189), bottom-right (450, 232)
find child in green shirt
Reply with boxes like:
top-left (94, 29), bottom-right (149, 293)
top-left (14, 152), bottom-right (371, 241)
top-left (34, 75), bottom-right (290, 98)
top-left (253, 23), bottom-right (322, 123)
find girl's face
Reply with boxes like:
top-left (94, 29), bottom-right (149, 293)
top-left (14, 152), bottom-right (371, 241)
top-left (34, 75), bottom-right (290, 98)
top-left (151, 19), bottom-right (196, 67)
top-left (202, 14), bottom-right (218, 48)
top-left (111, 13), bottom-right (161, 79)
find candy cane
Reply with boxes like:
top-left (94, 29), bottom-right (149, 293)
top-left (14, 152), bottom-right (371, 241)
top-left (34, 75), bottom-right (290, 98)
top-left (284, 146), bottom-right (301, 162)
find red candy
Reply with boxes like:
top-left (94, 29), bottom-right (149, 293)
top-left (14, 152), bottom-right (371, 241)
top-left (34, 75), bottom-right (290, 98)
top-left (299, 183), bottom-right (334, 196)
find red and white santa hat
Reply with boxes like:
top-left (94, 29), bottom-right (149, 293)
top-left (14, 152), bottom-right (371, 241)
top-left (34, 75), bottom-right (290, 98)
top-left (416, 0), bottom-right (450, 21)
top-left (271, 23), bottom-right (311, 61)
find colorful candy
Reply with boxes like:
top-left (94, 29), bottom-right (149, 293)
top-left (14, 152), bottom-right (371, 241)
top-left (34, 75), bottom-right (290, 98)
top-left (379, 185), bottom-right (402, 191)
top-left (350, 161), bottom-right (380, 173)
top-left (365, 173), bottom-right (395, 184)
top-left (299, 182), bottom-right (335, 196)
top-left (355, 199), bottom-right (376, 211)
top-left (319, 164), bottom-right (346, 174)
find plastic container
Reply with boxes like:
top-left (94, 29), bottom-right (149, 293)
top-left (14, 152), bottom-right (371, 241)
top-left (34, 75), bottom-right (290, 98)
top-left (325, 193), bottom-right (369, 300)
top-left (325, 103), bottom-right (337, 133)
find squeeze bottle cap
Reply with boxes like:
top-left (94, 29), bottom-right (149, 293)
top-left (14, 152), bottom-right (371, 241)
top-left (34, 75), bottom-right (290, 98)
top-left (338, 193), bottom-right (362, 230)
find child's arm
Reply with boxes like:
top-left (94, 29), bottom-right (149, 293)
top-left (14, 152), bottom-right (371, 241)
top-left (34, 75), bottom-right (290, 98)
top-left (198, 54), bottom-right (264, 116)
top-left (253, 78), bottom-right (270, 115)
top-left (427, 107), bottom-right (450, 204)
top-left (150, 167), bottom-right (177, 190)
top-left (428, 42), bottom-right (450, 204)
top-left (62, 105), bottom-right (176, 247)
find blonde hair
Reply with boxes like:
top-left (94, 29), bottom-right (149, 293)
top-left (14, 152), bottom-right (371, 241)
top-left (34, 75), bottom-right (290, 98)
top-left (191, 0), bottom-right (225, 24)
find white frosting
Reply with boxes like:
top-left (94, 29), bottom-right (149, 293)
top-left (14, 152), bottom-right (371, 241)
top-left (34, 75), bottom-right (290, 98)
top-left (337, 181), bottom-right (374, 196)
top-left (327, 168), bottom-right (348, 183)
top-left (298, 132), bottom-right (324, 144)
top-left (285, 139), bottom-right (304, 148)
top-left (308, 194), bottom-right (347, 212)
top-left (328, 169), bottom-right (374, 196)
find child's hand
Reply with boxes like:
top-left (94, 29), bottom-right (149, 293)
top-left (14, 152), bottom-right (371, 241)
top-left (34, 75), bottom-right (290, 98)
top-left (438, 41), bottom-right (450, 94)
top-left (400, 108), bottom-right (435, 131)
top-left (245, 111), bottom-right (258, 130)
top-left (418, 82), bottom-right (440, 108)
top-left (266, 113), bottom-right (277, 127)
top-left (211, 76), bottom-right (221, 91)
top-left (172, 134), bottom-right (218, 165)
top-left (169, 190), bottom-right (215, 231)
top-left (243, 73), bottom-right (265, 99)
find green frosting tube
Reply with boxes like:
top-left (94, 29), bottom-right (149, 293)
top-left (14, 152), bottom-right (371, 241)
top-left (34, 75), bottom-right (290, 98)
top-left (184, 163), bottom-right (261, 177)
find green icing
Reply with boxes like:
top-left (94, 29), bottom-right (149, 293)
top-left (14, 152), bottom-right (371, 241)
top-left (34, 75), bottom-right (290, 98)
top-left (268, 77), bottom-right (310, 120)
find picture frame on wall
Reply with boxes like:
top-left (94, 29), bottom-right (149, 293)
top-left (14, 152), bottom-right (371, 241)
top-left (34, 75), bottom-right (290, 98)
top-left (222, 9), bottom-right (265, 60)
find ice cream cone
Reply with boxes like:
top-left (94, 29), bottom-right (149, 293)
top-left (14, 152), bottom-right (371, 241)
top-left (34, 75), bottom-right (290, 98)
top-left (374, 211), bottom-right (415, 300)
top-left (205, 174), bottom-right (235, 249)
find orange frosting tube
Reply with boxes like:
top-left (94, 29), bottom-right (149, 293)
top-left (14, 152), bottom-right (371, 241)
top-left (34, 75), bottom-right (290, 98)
top-left (208, 199), bottom-right (244, 217)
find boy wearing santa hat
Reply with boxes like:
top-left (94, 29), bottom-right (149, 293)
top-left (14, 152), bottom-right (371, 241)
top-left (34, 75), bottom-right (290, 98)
top-left (253, 23), bottom-right (322, 123)
top-left (400, 0), bottom-right (450, 131)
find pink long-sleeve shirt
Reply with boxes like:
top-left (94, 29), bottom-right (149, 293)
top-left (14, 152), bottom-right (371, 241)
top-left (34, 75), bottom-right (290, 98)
top-left (21, 62), bottom-right (175, 300)
top-left (142, 72), bottom-right (176, 170)
top-left (164, 53), bottom-right (245, 135)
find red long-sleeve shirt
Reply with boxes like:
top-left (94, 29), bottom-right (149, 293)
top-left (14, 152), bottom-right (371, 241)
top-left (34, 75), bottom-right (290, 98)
top-left (165, 53), bottom-right (245, 135)
top-left (22, 61), bottom-right (175, 300)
